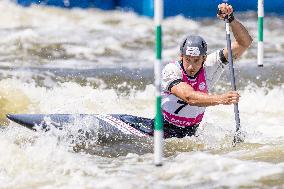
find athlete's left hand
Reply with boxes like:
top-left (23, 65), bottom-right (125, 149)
top-left (217, 3), bottom-right (234, 20)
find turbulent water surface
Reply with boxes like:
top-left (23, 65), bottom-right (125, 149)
top-left (0, 1), bottom-right (283, 188)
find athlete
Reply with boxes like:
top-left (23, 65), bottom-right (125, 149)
top-left (161, 3), bottom-right (253, 138)
top-left (5, 4), bottom-right (252, 140)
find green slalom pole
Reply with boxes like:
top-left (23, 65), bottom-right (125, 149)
top-left (258, 0), bottom-right (264, 67)
top-left (154, 0), bottom-right (163, 166)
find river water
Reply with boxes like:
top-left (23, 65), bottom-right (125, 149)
top-left (0, 1), bottom-right (283, 188)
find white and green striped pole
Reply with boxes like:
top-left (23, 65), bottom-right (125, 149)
top-left (258, 0), bottom-right (264, 67)
top-left (154, 0), bottom-right (163, 166)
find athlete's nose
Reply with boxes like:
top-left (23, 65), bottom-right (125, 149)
top-left (186, 64), bottom-right (194, 70)
top-left (186, 64), bottom-right (192, 69)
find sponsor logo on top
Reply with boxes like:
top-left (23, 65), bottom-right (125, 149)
top-left (199, 82), bottom-right (206, 90)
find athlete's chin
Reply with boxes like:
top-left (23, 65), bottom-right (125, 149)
top-left (186, 69), bottom-right (197, 77)
top-left (189, 72), bottom-right (196, 77)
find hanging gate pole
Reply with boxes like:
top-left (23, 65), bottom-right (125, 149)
top-left (154, 0), bottom-right (164, 166)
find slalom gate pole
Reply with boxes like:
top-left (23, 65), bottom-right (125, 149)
top-left (258, 0), bottom-right (264, 67)
top-left (154, 0), bottom-right (163, 166)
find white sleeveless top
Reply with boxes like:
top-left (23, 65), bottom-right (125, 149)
top-left (162, 61), bottom-right (207, 127)
top-left (161, 50), bottom-right (227, 127)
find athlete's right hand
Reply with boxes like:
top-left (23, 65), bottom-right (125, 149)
top-left (220, 91), bottom-right (240, 105)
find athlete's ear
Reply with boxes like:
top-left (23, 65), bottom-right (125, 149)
top-left (179, 55), bottom-right (183, 61)
top-left (203, 55), bottom-right (207, 61)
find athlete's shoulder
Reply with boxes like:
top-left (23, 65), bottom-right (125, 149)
top-left (205, 50), bottom-right (227, 67)
top-left (162, 61), bottom-right (182, 79)
top-left (204, 50), bottom-right (227, 91)
top-left (162, 61), bottom-right (183, 92)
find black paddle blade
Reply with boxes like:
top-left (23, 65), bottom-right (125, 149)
top-left (232, 130), bottom-right (245, 147)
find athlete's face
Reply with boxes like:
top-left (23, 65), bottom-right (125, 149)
top-left (181, 55), bottom-right (206, 77)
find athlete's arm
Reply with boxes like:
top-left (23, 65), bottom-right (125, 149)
top-left (217, 3), bottom-right (253, 60)
top-left (170, 82), bottom-right (240, 107)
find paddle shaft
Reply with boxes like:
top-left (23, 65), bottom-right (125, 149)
top-left (225, 17), bottom-right (241, 133)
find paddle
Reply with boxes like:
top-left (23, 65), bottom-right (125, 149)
top-left (224, 16), bottom-right (244, 146)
